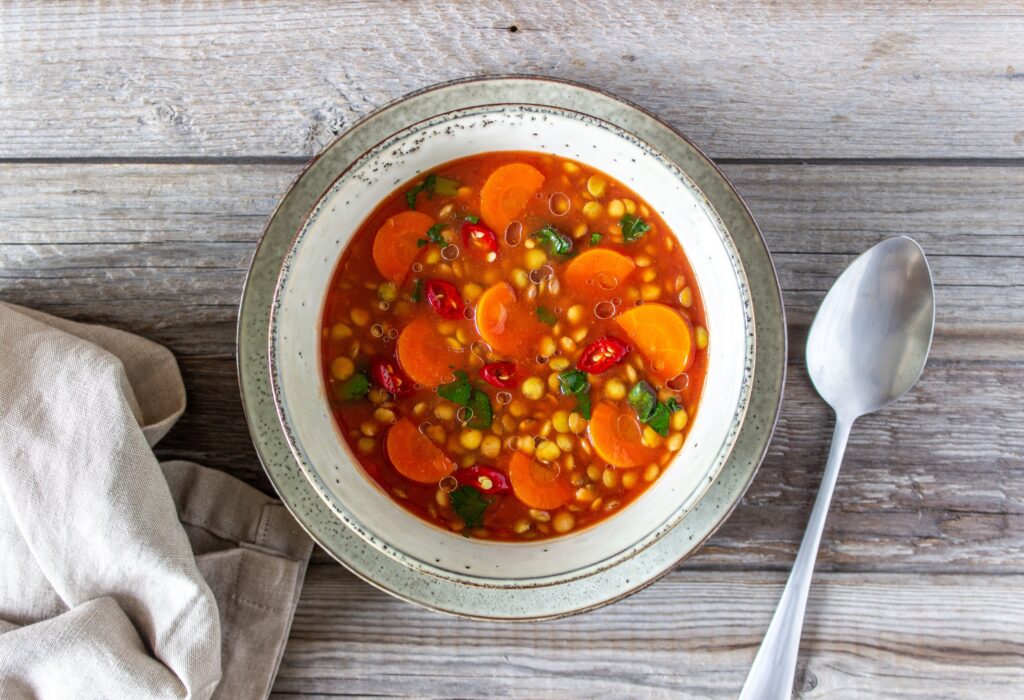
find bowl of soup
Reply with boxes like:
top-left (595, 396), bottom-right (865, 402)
top-left (268, 103), bottom-right (754, 587)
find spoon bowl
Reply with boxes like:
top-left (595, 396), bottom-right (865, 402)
top-left (807, 236), bottom-right (935, 417)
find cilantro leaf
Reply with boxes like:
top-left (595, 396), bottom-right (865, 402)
top-left (406, 173), bottom-right (461, 208)
top-left (620, 214), bottom-right (651, 242)
top-left (557, 369), bottom-right (592, 419)
top-left (531, 225), bottom-right (574, 257)
top-left (465, 214), bottom-right (479, 224)
top-left (627, 381), bottom-right (658, 422)
top-left (647, 402), bottom-right (671, 437)
top-left (410, 278), bottom-right (423, 303)
top-left (437, 370), bottom-right (472, 405)
top-left (536, 306), bottom-right (557, 326)
top-left (589, 232), bottom-right (602, 246)
top-left (450, 486), bottom-right (491, 529)
top-left (334, 373), bottom-right (370, 401)
top-left (666, 397), bottom-right (683, 414)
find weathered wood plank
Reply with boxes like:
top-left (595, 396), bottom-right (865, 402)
top-left (158, 357), bottom-right (1024, 574)
top-left (2, 163), bottom-right (1021, 359)
top-left (2, 2), bottom-right (1024, 159)
top-left (270, 566), bottom-right (1024, 698)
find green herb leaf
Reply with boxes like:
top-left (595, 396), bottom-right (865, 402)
top-left (647, 402), bottom-right (671, 437)
top-left (438, 370), bottom-right (492, 428)
top-left (465, 214), bottom-right (479, 224)
top-left (531, 225), bottom-right (574, 257)
top-left (466, 388), bottom-right (493, 430)
top-left (410, 278), bottom-right (423, 302)
top-left (536, 306), bottom-right (557, 326)
top-left (557, 369), bottom-right (592, 419)
top-left (422, 173), bottom-right (437, 198)
top-left (438, 370), bottom-right (473, 405)
top-left (589, 232), bottom-right (602, 246)
top-left (620, 214), bottom-right (651, 242)
top-left (666, 397), bottom-right (683, 414)
top-left (335, 373), bottom-right (370, 401)
top-left (450, 486), bottom-right (492, 529)
top-left (557, 369), bottom-right (588, 396)
top-left (627, 381), bottom-right (658, 422)
top-left (424, 223), bottom-right (446, 245)
top-left (416, 238), bottom-right (428, 247)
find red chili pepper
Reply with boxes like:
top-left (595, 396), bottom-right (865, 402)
top-left (479, 361), bottom-right (519, 388)
top-left (371, 357), bottom-right (415, 398)
top-left (461, 222), bottom-right (499, 256)
top-left (454, 466), bottom-right (510, 495)
top-left (576, 336), bottom-right (630, 374)
top-left (425, 279), bottom-right (464, 319)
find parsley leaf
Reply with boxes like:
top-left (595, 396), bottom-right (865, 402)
top-left (557, 369), bottom-right (592, 419)
top-left (466, 388), bottom-right (493, 430)
top-left (410, 278), bottom-right (423, 302)
top-left (450, 486), bottom-right (491, 529)
top-left (531, 225), bottom-right (574, 257)
top-left (666, 397), bottom-right (683, 414)
top-left (416, 223), bottom-right (446, 248)
top-left (536, 306), bottom-right (557, 326)
top-left (438, 370), bottom-right (473, 405)
top-left (589, 232), bottom-right (602, 246)
top-left (620, 214), bottom-right (651, 242)
top-left (465, 214), bottom-right (479, 224)
top-left (335, 373), bottom-right (370, 401)
top-left (406, 173), bottom-right (461, 208)
top-left (627, 381), bottom-right (658, 422)
top-left (437, 370), bottom-right (493, 429)
top-left (647, 402), bottom-right (671, 437)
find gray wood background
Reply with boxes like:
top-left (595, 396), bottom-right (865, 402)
top-left (2, 2), bottom-right (1022, 697)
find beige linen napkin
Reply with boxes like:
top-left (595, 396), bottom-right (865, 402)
top-left (0, 302), bottom-right (312, 699)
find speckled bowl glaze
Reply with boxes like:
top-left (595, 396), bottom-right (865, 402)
top-left (239, 76), bottom-right (785, 618)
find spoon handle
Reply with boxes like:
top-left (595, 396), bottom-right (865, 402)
top-left (738, 416), bottom-right (853, 700)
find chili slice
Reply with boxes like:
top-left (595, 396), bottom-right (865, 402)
top-left (424, 278), bottom-right (464, 319)
top-left (371, 357), bottom-right (416, 398)
top-left (576, 336), bottom-right (630, 374)
top-left (461, 222), bottom-right (499, 256)
top-left (479, 361), bottom-right (519, 388)
top-left (454, 466), bottom-right (510, 495)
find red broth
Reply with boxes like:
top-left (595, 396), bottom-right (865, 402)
top-left (321, 151), bottom-right (708, 540)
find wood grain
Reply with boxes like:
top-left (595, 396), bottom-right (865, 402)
top-left (159, 356), bottom-right (1024, 574)
top-left (2, 1), bottom-right (1024, 159)
top-left (271, 566), bottom-right (1024, 698)
top-left (2, 163), bottom-right (1021, 359)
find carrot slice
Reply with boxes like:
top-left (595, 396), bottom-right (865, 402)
top-left (563, 248), bottom-right (637, 297)
top-left (509, 451), bottom-right (573, 510)
top-left (588, 402), bottom-right (658, 469)
top-left (372, 211), bottom-right (434, 284)
top-left (386, 418), bottom-right (455, 483)
top-left (614, 303), bottom-right (695, 382)
top-left (474, 282), bottom-right (545, 358)
top-left (479, 163), bottom-right (545, 233)
top-left (396, 317), bottom-right (463, 386)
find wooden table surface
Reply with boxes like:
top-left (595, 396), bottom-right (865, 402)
top-left (3, 2), bottom-right (1023, 697)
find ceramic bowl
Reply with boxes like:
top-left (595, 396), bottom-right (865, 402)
top-left (268, 103), bottom-right (755, 587)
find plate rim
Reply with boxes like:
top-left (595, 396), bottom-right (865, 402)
top-left (237, 74), bottom-right (787, 620)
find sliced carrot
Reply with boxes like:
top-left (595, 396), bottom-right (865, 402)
top-left (588, 402), bottom-right (658, 469)
top-left (371, 211), bottom-right (434, 284)
top-left (614, 303), bottom-right (695, 382)
top-left (508, 451), bottom-right (573, 510)
top-left (562, 248), bottom-right (637, 297)
top-left (479, 163), bottom-right (545, 233)
top-left (474, 282), bottom-right (545, 358)
top-left (396, 317), bottom-right (463, 387)
top-left (386, 418), bottom-right (455, 483)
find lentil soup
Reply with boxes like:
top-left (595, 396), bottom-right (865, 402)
top-left (321, 151), bottom-right (708, 541)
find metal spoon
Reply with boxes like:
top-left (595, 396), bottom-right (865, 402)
top-left (739, 236), bottom-right (935, 700)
